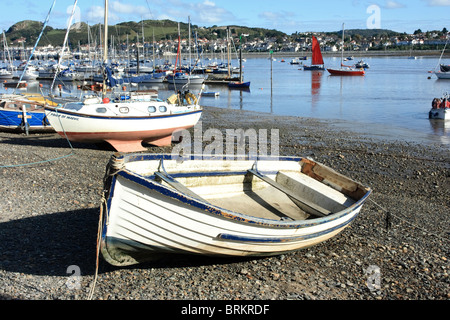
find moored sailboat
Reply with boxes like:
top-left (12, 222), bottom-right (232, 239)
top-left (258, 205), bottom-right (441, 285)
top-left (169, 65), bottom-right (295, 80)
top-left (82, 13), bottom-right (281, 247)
top-left (303, 36), bottom-right (325, 71)
top-left (228, 48), bottom-right (250, 89)
top-left (327, 24), bottom-right (365, 76)
top-left (434, 64), bottom-right (450, 80)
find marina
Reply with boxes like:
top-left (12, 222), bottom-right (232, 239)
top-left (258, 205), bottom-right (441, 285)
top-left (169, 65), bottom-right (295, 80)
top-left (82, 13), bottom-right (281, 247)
top-left (2, 54), bottom-right (449, 145)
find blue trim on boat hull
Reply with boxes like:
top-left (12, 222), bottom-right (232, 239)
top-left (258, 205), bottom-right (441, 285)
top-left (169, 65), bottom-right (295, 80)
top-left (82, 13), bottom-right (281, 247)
top-left (216, 211), bottom-right (359, 243)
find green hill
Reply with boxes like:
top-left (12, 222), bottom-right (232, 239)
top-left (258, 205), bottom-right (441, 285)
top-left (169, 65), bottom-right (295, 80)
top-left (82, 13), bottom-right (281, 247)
top-left (3, 19), bottom-right (436, 49)
top-left (3, 19), bottom-right (289, 47)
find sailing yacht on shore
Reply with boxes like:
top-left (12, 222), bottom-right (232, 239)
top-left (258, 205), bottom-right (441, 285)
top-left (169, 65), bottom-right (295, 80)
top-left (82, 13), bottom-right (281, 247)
top-left (327, 23), bottom-right (365, 76)
top-left (44, 0), bottom-right (202, 152)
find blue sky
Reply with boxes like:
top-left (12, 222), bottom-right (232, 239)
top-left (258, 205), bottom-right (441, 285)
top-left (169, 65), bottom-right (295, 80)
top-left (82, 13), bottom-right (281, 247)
top-left (0, 0), bottom-right (449, 35)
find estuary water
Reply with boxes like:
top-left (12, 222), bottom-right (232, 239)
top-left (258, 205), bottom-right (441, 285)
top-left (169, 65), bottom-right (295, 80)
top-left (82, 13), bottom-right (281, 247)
top-left (199, 56), bottom-right (449, 146)
top-left (2, 55), bottom-right (449, 146)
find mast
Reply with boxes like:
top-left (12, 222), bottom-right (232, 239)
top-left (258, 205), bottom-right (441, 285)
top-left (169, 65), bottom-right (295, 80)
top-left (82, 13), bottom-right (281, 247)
top-left (340, 23), bottom-right (344, 67)
top-left (152, 29), bottom-right (155, 70)
top-left (136, 33), bottom-right (140, 74)
top-left (51, 0), bottom-right (79, 92)
top-left (174, 23), bottom-right (181, 73)
top-left (87, 24), bottom-right (90, 62)
top-left (141, 18), bottom-right (145, 61)
top-left (188, 16), bottom-right (191, 75)
top-left (102, 0), bottom-right (109, 98)
top-left (14, 0), bottom-right (56, 94)
top-left (227, 27), bottom-right (231, 77)
top-left (239, 48), bottom-right (242, 82)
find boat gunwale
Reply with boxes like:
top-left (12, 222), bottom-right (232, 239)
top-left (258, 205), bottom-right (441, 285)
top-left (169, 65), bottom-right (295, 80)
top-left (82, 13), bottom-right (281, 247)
top-left (105, 153), bottom-right (372, 230)
top-left (43, 105), bottom-right (202, 121)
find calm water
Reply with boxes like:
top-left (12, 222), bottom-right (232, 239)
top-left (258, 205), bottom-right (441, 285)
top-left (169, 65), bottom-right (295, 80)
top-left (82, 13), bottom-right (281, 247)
top-left (199, 56), bottom-right (450, 146)
top-left (2, 56), bottom-right (449, 145)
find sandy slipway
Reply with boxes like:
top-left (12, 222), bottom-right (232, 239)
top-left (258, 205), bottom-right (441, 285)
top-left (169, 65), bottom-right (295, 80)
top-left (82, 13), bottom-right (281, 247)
top-left (0, 106), bottom-right (448, 301)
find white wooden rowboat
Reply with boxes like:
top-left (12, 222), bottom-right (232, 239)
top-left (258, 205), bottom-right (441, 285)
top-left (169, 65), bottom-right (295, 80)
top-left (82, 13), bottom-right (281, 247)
top-left (99, 153), bottom-right (372, 266)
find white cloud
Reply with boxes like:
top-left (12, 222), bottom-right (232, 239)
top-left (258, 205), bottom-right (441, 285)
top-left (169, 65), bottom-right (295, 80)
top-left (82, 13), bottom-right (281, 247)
top-left (258, 11), bottom-right (296, 31)
top-left (191, 1), bottom-right (235, 25)
top-left (110, 1), bottom-right (146, 15)
top-left (84, 5), bottom-right (104, 23)
top-left (384, 1), bottom-right (406, 9)
top-left (423, 0), bottom-right (450, 5)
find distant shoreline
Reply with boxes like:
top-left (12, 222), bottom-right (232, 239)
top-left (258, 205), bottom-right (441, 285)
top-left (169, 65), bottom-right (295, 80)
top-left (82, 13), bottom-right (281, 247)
top-left (241, 49), bottom-right (449, 58)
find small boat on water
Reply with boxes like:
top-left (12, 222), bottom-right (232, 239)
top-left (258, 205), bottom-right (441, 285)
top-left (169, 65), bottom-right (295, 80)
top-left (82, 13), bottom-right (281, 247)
top-left (0, 69), bottom-right (13, 80)
top-left (228, 49), bottom-right (250, 89)
top-left (327, 24), bottom-right (365, 76)
top-left (432, 37), bottom-right (449, 79)
top-left (327, 67), bottom-right (365, 76)
top-left (99, 153), bottom-right (372, 266)
top-left (355, 60), bottom-right (370, 69)
top-left (166, 72), bottom-right (205, 85)
top-left (3, 80), bottom-right (27, 89)
top-left (429, 93), bottom-right (450, 120)
top-left (228, 81), bottom-right (250, 89)
top-left (201, 91), bottom-right (220, 97)
top-left (434, 64), bottom-right (450, 80)
top-left (303, 36), bottom-right (325, 71)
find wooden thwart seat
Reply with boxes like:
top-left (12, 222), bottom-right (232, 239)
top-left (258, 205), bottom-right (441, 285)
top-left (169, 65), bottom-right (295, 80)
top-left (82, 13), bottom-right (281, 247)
top-left (154, 158), bottom-right (331, 218)
top-left (154, 170), bottom-right (206, 202)
top-left (247, 169), bottom-right (331, 217)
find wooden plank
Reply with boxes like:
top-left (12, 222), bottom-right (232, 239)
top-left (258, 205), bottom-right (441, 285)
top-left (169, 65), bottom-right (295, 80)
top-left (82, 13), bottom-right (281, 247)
top-left (154, 171), bottom-right (206, 202)
top-left (247, 169), bottom-right (331, 217)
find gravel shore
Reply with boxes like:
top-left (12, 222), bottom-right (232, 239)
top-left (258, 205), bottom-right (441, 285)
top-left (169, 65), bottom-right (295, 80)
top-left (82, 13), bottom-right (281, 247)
top-left (0, 106), bottom-right (448, 303)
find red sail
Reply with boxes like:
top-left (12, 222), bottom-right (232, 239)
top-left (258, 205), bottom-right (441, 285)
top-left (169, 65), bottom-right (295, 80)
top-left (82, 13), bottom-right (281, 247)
top-left (311, 36), bottom-right (324, 66)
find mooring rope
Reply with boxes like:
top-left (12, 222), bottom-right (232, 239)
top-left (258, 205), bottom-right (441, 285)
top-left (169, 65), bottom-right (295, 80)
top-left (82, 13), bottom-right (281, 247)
top-left (0, 105), bottom-right (75, 168)
top-left (87, 194), bottom-right (106, 300)
top-left (369, 197), bottom-right (449, 242)
top-left (87, 157), bottom-right (124, 300)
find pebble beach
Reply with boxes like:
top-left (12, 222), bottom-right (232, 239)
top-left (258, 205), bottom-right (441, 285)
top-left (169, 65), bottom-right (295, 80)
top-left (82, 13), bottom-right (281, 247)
top-left (0, 106), bottom-right (448, 303)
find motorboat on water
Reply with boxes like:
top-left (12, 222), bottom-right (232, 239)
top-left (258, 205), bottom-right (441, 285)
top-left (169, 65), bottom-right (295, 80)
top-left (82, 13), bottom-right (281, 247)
top-left (429, 93), bottom-right (449, 120)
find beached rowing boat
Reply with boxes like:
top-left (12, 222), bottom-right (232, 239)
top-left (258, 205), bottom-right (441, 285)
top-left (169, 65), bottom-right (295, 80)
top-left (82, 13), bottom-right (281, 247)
top-left (99, 153), bottom-right (372, 266)
top-left (0, 93), bottom-right (56, 133)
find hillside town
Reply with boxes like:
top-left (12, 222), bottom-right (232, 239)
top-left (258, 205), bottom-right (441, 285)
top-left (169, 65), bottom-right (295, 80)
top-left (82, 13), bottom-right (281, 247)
top-left (2, 25), bottom-right (448, 61)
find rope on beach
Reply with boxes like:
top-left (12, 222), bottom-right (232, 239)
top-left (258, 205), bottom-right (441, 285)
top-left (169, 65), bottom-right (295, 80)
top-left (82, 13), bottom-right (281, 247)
top-left (87, 194), bottom-right (106, 300)
top-left (0, 151), bottom-right (75, 168)
top-left (369, 198), bottom-right (449, 242)
top-left (0, 105), bottom-right (76, 168)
